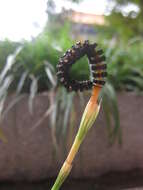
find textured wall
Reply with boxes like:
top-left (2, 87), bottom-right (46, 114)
top-left (0, 92), bottom-right (143, 181)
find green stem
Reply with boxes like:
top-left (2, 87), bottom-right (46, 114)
top-left (51, 136), bottom-right (82, 190)
top-left (51, 88), bottom-right (101, 190)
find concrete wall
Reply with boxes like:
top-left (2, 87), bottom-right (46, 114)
top-left (0, 92), bottom-right (143, 181)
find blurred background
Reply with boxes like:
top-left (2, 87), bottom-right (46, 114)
top-left (0, 0), bottom-right (143, 189)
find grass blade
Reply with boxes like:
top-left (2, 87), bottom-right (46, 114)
top-left (0, 46), bottom-right (22, 84)
top-left (102, 83), bottom-right (122, 144)
top-left (44, 61), bottom-right (57, 87)
top-left (28, 75), bottom-right (38, 114)
top-left (16, 70), bottom-right (28, 94)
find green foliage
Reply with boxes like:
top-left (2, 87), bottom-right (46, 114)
top-left (106, 0), bottom-right (143, 40)
top-left (10, 36), bottom-right (60, 92)
top-left (0, 40), bottom-right (19, 70)
top-left (105, 37), bottom-right (143, 92)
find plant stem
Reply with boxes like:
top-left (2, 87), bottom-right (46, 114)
top-left (51, 86), bottom-right (101, 190)
top-left (51, 136), bottom-right (81, 190)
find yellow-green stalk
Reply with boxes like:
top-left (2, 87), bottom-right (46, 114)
top-left (0, 128), bottom-right (7, 143)
top-left (51, 86), bottom-right (101, 190)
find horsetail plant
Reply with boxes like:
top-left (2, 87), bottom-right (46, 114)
top-left (51, 40), bottom-right (107, 190)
